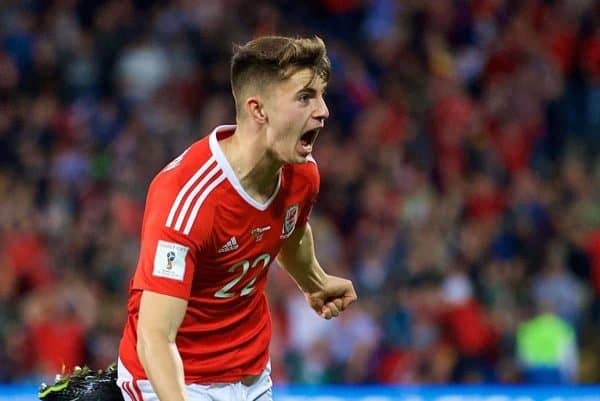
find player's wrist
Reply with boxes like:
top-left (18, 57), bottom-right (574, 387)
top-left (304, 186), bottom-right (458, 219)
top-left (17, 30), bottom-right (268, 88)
top-left (299, 267), bottom-right (328, 293)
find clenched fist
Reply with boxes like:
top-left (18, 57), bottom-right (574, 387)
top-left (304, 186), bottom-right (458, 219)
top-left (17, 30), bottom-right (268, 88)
top-left (304, 275), bottom-right (357, 319)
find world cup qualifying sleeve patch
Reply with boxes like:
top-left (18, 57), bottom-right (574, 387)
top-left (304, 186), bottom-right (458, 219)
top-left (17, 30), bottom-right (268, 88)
top-left (153, 240), bottom-right (189, 281)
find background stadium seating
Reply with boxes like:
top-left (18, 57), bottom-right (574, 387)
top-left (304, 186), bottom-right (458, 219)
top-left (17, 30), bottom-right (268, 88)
top-left (1, 0), bottom-right (600, 391)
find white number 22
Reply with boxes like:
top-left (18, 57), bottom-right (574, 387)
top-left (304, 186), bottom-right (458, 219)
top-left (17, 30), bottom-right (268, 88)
top-left (214, 253), bottom-right (271, 298)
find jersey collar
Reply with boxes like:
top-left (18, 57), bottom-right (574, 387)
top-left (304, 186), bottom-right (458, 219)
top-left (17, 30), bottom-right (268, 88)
top-left (209, 125), bottom-right (281, 211)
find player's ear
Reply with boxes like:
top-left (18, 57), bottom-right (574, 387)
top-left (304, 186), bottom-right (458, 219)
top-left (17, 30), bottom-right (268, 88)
top-left (246, 97), bottom-right (268, 124)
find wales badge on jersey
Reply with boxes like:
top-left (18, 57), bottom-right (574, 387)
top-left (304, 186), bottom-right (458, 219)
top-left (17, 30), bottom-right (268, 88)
top-left (281, 204), bottom-right (299, 239)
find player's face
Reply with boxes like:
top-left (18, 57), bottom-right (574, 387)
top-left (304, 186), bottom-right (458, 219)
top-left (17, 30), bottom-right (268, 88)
top-left (264, 68), bottom-right (329, 163)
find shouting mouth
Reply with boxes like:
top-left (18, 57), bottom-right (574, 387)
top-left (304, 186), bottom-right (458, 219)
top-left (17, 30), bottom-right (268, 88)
top-left (298, 128), bottom-right (320, 156)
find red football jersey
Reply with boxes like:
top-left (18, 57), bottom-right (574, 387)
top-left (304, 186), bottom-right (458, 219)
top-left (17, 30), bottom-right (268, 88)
top-left (118, 125), bottom-right (319, 384)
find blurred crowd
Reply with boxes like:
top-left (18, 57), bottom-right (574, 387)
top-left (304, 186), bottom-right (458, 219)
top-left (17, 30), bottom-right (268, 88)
top-left (1, 0), bottom-right (600, 385)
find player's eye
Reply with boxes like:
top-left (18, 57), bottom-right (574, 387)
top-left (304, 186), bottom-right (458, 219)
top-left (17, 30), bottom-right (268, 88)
top-left (298, 93), bottom-right (311, 104)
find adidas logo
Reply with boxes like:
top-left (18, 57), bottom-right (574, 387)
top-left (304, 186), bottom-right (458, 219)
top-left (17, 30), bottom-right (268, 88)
top-left (218, 236), bottom-right (239, 253)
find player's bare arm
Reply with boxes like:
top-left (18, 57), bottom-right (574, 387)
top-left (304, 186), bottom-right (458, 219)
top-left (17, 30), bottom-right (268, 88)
top-left (137, 290), bottom-right (188, 401)
top-left (276, 223), bottom-right (357, 319)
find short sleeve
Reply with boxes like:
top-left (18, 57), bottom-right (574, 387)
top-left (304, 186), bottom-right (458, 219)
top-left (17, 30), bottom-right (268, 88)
top-left (132, 173), bottom-right (212, 300)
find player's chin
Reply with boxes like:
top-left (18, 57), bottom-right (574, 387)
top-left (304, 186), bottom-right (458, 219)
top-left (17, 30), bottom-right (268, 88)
top-left (288, 153), bottom-right (310, 164)
top-left (291, 142), bottom-right (312, 163)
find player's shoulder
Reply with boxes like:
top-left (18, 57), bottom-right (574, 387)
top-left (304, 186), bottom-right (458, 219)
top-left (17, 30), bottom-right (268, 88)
top-left (150, 135), bottom-right (223, 196)
top-left (158, 136), bottom-right (212, 179)
top-left (145, 135), bottom-right (224, 235)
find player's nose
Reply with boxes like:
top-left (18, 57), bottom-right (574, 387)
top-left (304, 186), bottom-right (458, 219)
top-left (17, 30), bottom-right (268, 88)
top-left (314, 96), bottom-right (329, 122)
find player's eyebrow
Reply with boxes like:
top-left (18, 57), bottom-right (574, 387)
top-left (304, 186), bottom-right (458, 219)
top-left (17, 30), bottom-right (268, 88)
top-left (297, 84), bottom-right (326, 96)
top-left (297, 87), bottom-right (317, 96)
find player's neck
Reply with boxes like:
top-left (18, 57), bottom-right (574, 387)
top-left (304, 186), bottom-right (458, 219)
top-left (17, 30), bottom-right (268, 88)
top-left (220, 127), bottom-right (282, 203)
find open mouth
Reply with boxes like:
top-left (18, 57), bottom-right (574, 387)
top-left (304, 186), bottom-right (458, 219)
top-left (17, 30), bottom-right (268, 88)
top-left (300, 128), bottom-right (320, 147)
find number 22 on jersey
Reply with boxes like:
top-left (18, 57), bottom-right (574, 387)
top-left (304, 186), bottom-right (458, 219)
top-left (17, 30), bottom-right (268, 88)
top-left (214, 253), bottom-right (271, 298)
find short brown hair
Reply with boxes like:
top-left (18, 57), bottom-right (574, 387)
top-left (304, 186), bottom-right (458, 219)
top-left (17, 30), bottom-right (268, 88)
top-left (230, 36), bottom-right (331, 114)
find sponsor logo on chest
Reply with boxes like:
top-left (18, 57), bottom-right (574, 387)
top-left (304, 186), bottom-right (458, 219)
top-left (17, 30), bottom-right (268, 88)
top-left (250, 225), bottom-right (271, 242)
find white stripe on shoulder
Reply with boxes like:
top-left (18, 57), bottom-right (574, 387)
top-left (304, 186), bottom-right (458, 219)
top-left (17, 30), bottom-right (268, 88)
top-left (183, 174), bottom-right (226, 235)
top-left (307, 154), bottom-right (317, 165)
top-left (173, 164), bottom-right (221, 231)
top-left (165, 156), bottom-right (216, 228)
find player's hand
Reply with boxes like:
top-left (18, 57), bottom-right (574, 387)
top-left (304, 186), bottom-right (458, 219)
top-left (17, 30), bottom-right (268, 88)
top-left (304, 275), bottom-right (357, 319)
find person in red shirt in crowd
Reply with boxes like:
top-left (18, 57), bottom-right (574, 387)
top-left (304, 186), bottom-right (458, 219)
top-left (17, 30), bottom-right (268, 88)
top-left (116, 35), bottom-right (356, 401)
